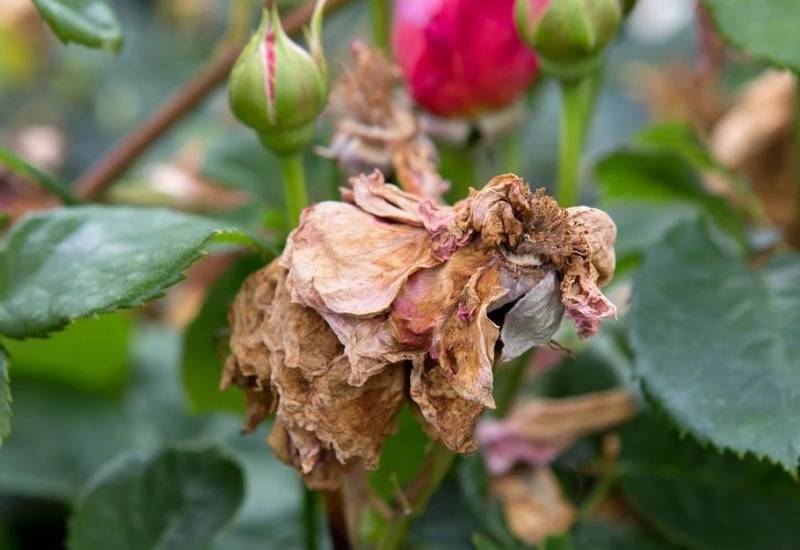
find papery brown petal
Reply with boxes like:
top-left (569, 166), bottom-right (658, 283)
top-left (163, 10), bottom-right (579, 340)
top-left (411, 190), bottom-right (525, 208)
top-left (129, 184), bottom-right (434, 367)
top-left (267, 420), bottom-right (345, 490)
top-left (222, 265), bottom-right (282, 431)
top-left (435, 263), bottom-right (506, 408)
top-left (560, 207), bottom-right (618, 338)
top-left (271, 354), bottom-right (405, 476)
top-left (282, 200), bottom-right (439, 317)
top-left (454, 174), bottom-right (534, 249)
top-left (410, 362), bottom-right (483, 453)
top-left (491, 467), bottom-right (576, 545)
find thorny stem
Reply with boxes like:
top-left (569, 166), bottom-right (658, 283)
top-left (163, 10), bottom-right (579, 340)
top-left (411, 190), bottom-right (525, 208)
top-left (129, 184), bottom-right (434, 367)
top-left (368, 0), bottom-right (391, 51)
top-left (377, 443), bottom-right (456, 550)
top-left (74, 0), bottom-right (350, 201)
top-left (441, 143), bottom-right (478, 203)
top-left (557, 75), bottom-right (597, 207)
top-left (278, 152), bottom-right (309, 228)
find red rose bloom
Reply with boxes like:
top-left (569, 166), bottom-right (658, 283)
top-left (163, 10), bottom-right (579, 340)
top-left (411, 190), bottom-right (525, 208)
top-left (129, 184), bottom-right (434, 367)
top-left (392, 0), bottom-right (539, 118)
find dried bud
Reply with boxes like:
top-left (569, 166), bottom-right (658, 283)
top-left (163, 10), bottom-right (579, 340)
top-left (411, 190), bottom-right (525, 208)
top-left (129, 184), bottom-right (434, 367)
top-left (224, 171), bottom-right (617, 487)
top-left (392, 0), bottom-right (539, 117)
top-left (320, 43), bottom-right (449, 201)
top-left (228, 0), bottom-right (328, 154)
top-left (515, 0), bottom-right (622, 80)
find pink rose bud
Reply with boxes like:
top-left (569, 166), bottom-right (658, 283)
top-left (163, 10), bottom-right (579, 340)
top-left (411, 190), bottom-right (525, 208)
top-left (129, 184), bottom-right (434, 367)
top-left (392, 0), bottom-right (539, 118)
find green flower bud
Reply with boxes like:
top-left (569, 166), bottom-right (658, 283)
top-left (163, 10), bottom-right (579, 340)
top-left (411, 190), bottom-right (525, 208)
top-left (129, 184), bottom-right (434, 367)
top-left (228, 0), bottom-right (328, 155)
top-left (515, 0), bottom-right (622, 80)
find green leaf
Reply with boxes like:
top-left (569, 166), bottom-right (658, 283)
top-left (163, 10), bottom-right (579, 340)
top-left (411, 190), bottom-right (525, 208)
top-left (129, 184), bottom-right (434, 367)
top-left (68, 446), bottom-right (244, 550)
top-left (182, 255), bottom-right (263, 413)
top-left (0, 345), bottom-right (10, 445)
top-left (0, 379), bottom-right (131, 500)
top-left (0, 146), bottom-right (80, 205)
top-left (31, 0), bottom-right (123, 54)
top-left (595, 126), bottom-right (744, 269)
top-left (618, 412), bottom-right (800, 549)
top-left (629, 218), bottom-right (800, 470)
top-left (0, 206), bottom-right (263, 339)
top-left (703, 0), bottom-right (800, 72)
top-left (2, 313), bottom-right (131, 394)
top-left (571, 521), bottom-right (676, 550)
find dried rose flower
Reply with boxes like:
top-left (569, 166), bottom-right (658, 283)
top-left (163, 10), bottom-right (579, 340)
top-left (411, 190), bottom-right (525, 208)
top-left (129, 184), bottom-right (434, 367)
top-left (392, 0), bottom-right (539, 118)
top-left (319, 42), bottom-right (448, 201)
top-left (223, 171), bottom-right (616, 488)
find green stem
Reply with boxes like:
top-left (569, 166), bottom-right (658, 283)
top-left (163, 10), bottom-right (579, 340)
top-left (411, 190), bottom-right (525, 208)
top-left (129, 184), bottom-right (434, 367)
top-left (557, 76), bottom-right (596, 207)
top-left (493, 352), bottom-right (530, 417)
top-left (368, 0), bottom-right (390, 51)
top-left (303, 485), bottom-right (319, 550)
top-left (577, 471), bottom-right (617, 520)
top-left (377, 443), bottom-right (456, 550)
top-left (499, 131), bottom-right (523, 175)
top-left (278, 152), bottom-right (309, 228)
top-left (440, 144), bottom-right (478, 203)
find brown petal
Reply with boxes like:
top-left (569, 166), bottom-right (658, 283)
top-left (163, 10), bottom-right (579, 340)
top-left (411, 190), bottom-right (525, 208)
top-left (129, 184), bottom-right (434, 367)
top-left (410, 361), bottom-right (484, 453)
top-left (282, 200), bottom-right (439, 317)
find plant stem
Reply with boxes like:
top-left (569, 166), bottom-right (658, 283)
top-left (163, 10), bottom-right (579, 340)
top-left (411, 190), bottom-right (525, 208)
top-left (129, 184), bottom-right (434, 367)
top-left (323, 489), bottom-right (351, 550)
top-left (441, 144), bottom-right (478, 203)
top-left (499, 131), bottom-right (523, 175)
top-left (377, 443), bottom-right (456, 550)
top-left (557, 76), bottom-right (596, 207)
top-left (278, 152), bottom-right (309, 228)
top-left (303, 485), bottom-right (319, 550)
top-left (73, 0), bottom-right (351, 201)
top-left (368, 0), bottom-right (390, 51)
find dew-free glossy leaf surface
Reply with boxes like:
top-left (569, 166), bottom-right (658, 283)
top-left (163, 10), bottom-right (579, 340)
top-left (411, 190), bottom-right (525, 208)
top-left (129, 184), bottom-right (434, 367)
top-left (0, 206), bottom-right (260, 339)
top-left (619, 413), bottom-right (800, 549)
top-left (68, 447), bottom-right (244, 550)
top-left (629, 219), bottom-right (800, 469)
top-left (32, 0), bottom-right (123, 53)
top-left (703, 0), bottom-right (800, 71)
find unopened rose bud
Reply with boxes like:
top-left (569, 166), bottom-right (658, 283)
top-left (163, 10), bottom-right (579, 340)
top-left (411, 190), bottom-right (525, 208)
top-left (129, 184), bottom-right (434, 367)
top-left (515, 0), bottom-right (622, 80)
top-left (228, 0), bottom-right (328, 154)
top-left (392, 0), bottom-right (539, 118)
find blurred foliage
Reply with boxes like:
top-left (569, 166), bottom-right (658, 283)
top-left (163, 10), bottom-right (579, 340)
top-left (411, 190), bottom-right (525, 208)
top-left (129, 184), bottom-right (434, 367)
top-left (2, 0), bottom-right (798, 548)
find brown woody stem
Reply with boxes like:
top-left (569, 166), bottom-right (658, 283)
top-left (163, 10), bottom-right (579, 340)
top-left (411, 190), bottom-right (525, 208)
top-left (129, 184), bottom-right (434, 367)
top-left (74, 0), bottom-right (349, 201)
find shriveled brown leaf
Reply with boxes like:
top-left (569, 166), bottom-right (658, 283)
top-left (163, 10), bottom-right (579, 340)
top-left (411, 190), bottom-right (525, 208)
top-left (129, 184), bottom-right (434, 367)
top-left (491, 467), bottom-right (576, 545)
top-left (478, 389), bottom-right (639, 474)
top-left (710, 70), bottom-right (799, 238)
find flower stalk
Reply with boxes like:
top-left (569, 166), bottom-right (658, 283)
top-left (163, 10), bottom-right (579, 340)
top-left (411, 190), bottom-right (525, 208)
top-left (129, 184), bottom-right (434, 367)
top-left (278, 151), bottom-right (309, 227)
top-left (368, 0), bottom-right (390, 51)
top-left (557, 74), bottom-right (597, 207)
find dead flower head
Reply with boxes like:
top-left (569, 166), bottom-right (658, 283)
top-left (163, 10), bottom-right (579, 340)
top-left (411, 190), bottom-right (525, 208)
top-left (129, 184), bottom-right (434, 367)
top-left (223, 171), bottom-right (617, 488)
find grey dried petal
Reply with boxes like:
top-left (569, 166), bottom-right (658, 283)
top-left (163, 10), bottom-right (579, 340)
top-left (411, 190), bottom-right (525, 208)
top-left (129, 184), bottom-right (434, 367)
top-left (499, 270), bottom-right (563, 363)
